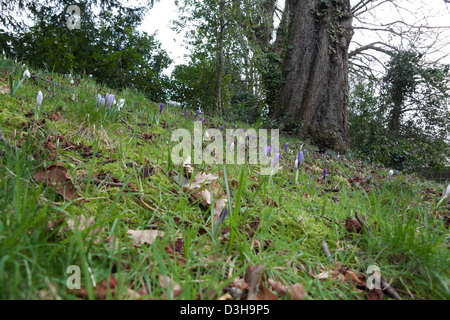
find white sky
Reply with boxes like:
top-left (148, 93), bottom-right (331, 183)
top-left (139, 0), bottom-right (450, 76)
top-left (138, 0), bottom-right (189, 75)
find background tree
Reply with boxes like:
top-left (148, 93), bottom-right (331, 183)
top-left (0, 0), bottom-right (171, 100)
top-left (349, 49), bottom-right (450, 171)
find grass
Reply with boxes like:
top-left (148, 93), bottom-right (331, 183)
top-left (0, 54), bottom-right (449, 300)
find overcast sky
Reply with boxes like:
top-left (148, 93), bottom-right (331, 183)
top-left (138, 0), bottom-right (450, 76)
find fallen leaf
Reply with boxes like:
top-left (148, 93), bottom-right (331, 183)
top-left (316, 262), bottom-right (366, 288)
top-left (75, 275), bottom-right (141, 300)
top-left (33, 163), bottom-right (78, 201)
top-left (66, 214), bottom-right (102, 235)
top-left (245, 264), bottom-right (265, 300)
top-left (159, 275), bottom-right (183, 298)
top-left (127, 230), bottom-right (164, 245)
top-left (257, 285), bottom-right (278, 300)
top-left (366, 289), bottom-right (384, 300)
top-left (0, 85), bottom-right (10, 94)
top-left (183, 170), bottom-right (227, 219)
top-left (50, 112), bottom-right (63, 121)
top-left (344, 217), bottom-right (362, 233)
top-left (268, 279), bottom-right (305, 300)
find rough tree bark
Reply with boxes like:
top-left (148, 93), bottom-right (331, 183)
top-left (274, 0), bottom-right (354, 153)
top-left (214, 0), bottom-right (225, 116)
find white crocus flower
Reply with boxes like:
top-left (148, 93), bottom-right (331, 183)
top-left (37, 91), bottom-right (43, 109)
top-left (437, 184), bottom-right (450, 206)
top-left (117, 99), bottom-right (125, 112)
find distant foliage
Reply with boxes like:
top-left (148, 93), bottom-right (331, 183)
top-left (0, 0), bottom-right (170, 101)
top-left (349, 50), bottom-right (450, 172)
top-left (169, 58), bottom-right (218, 113)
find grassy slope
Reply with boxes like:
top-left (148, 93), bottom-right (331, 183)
top-left (0, 57), bottom-right (448, 300)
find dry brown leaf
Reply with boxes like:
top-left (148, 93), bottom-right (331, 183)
top-left (75, 275), bottom-right (141, 300)
top-left (268, 279), bottom-right (305, 300)
top-left (183, 170), bottom-right (227, 220)
top-left (218, 293), bottom-right (233, 300)
top-left (127, 230), bottom-right (164, 245)
top-left (257, 285), bottom-right (278, 300)
top-left (33, 163), bottom-right (78, 201)
top-left (159, 275), bottom-right (183, 298)
top-left (367, 289), bottom-right (384, 300)
top-left (0, 85), bottom-right (10, 94)
top-left (66, 214), bottom-right (102, 235)
top-left (183, 156), bottom-right (195, 178)
top-left (245, 264), bottom-right (265, 300)
top-left (317, 262), bottom-right (366, 288)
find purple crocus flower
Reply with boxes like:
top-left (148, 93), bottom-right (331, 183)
top-left (297, 151), bottom-right (304, 169)
top-left (159, 103), bottom-right (164, 114)
top-left (200, 117), bottom-right (205, 122)
top-left (220, 125), bottom-right (224, 131)
top-left (96, 94), bottom-right (102, 106)
top-left (273, 153), bottom-right (280, 168)
top-left (105, 93), bottom-right (115, 110)
top-left (184, 110), bottom-right (189, 117)
top-left (323, 169), bottom-right (327, 180)
top-left (213, 206), bottom-right (229, 237)
top-left (264, 145), bottom-right (271, 159)
top-left (195, 110), bottom-right (200, 119)
top-left (284, 143), bottom-right (289, 152)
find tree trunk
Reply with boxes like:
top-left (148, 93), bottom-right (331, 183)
top-left (275, 0), bottom-right (353, 153)
top-left (214, 1), bottom-right (225, 116)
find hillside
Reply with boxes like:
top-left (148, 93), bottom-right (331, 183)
top-left (0, 57), bottom-right (449, 300)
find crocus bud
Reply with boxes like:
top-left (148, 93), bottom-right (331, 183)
top-left (297, 151), bottom-right (304, 167)
top-left (184, 110), bottom-right (189, 117)
top-left (437, 184), bottom-right (450, 206)
top-left (106, 93), bottom-right (115, 110)
top-left (160, 103), bottom-right (164, 114)
top-left (284, 142), bottom-right (289, 152)
top-left (195, 110), bottom-right (200, 119)
top-left (37, 90), bottom-right (43, 109)
top-left (200, 117), bottom-right (205, 122)
top-left (117, 99), bottom-right (125, 112)
top-left (323, 169), bottom-right (327, 180)
top-left (264, 145), bottom-right (271, 159)
top-left (273, 153), bottom-right (280, 168)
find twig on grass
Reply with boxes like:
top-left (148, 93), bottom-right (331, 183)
top-left (355, 212), bottom-right (372, 237)
top-left (379, 276), bottom-right (403, 300)
top-left (321, 240), bottom-right (334, 263)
